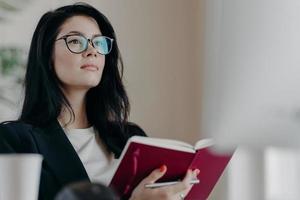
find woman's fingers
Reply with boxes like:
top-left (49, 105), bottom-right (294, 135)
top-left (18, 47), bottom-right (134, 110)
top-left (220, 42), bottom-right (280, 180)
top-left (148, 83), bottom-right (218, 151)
top-left (142, 165), bottom-right (167, 185)
top-left (130, 167), bottom-right (200, 200)
top-left (130, 165), bottom-right (168, 200)
top-left (166, 168), bottom-right (200, 198)
top-left (166, 169), bottom-right (193, 194)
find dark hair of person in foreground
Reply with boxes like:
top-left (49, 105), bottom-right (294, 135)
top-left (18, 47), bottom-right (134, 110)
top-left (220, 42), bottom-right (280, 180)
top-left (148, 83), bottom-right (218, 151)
top-left (55, 181), bottom-right (118, 200)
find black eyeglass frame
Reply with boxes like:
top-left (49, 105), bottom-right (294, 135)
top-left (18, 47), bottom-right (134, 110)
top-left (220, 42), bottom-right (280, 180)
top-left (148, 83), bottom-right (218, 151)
top-left (55, 34), bottom-right (114, 55)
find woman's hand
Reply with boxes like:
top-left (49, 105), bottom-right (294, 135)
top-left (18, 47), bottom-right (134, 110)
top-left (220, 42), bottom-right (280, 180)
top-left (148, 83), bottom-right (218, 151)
top-left (129, 165), bottom-right (200, 200)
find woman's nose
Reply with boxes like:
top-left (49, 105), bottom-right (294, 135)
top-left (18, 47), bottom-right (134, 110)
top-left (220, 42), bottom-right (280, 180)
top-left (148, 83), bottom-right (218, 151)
top-left (83, 41), bottom-right (98, 57)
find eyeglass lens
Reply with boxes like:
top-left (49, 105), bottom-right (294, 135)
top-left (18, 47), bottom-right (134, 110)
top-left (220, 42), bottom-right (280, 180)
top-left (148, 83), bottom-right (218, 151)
top-left (65, 35), bottom-right (113, 55)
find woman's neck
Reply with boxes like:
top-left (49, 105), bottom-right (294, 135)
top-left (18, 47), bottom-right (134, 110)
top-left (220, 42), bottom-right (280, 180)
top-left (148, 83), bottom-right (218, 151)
top-left (58, 87), bottom-right (90, 129)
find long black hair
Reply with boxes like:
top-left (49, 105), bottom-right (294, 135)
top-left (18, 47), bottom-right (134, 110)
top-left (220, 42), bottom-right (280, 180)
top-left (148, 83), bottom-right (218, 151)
top-left (19, 3), bottom-right (131, 147)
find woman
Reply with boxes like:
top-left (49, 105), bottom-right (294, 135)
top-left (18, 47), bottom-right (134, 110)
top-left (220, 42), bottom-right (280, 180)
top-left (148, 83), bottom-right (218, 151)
top-left (0, 3), bottom-right (198, 200)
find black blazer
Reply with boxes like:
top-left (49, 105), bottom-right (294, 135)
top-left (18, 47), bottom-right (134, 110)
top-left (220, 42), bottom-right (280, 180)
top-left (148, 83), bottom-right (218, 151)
top-left (0, 120), bottom-right (146, 200)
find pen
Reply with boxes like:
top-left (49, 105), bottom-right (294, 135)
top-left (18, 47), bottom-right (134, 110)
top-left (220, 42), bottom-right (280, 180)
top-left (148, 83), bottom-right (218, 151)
top-left (145, 179), bottom-right (200, 188)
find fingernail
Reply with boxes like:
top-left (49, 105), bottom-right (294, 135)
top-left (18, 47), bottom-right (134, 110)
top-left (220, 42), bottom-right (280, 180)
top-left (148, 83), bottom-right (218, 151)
top-left (159, 164), bottom-right (167, 172)
top-left (194, 169), bottom-right (200, 175)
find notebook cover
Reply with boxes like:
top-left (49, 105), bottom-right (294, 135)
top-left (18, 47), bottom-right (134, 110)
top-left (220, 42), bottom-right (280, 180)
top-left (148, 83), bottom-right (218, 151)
top-left (109, 141), bottom-right (233, 200)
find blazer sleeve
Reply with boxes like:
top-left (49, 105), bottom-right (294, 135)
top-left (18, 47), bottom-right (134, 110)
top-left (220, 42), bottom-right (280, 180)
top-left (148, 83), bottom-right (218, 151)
top-left (0, 122), bottom-right (23, 153)
top-left (0, 122), bottom-right (40, 153)
top-left (0, 122), bottom-right (72, 200)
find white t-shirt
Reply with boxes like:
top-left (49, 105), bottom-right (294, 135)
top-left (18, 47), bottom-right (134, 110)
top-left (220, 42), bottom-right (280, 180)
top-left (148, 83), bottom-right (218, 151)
top-left (64, 126), bottom-right (118, 186)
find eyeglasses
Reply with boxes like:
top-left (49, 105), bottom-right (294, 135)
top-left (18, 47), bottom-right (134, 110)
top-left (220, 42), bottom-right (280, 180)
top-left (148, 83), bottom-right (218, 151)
top-left (56, 34), bottom-right (114, 55)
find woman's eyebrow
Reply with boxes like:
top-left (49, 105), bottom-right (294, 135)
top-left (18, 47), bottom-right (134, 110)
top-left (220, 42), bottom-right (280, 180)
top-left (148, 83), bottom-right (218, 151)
top-left (93, 33), bottom-right (102, 37)
top-left (67, 30), bottom-right (83, 35)
top-left (67, 31), bottom-right (102, 37)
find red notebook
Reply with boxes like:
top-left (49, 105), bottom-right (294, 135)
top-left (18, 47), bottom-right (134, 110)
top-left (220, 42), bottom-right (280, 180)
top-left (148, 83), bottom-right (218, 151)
top-left (109, 136), bottom-right (234, 200)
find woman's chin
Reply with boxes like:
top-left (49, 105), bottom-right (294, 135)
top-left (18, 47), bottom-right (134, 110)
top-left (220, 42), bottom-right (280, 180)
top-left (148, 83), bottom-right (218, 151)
top-left (85, 82), bottom-right (100, 89)
top-left (63, 81), bottom-right (101, 91)
top-left (81, 78), bottom-right (101, 88)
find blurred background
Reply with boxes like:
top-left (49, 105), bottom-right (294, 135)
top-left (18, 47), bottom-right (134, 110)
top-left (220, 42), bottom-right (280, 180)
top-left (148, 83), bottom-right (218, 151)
top-left (0, 0), bottom-right (300, 199)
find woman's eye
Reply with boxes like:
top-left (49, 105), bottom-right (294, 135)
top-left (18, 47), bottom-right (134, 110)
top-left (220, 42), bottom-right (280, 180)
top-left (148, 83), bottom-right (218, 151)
top-left (68, 39), bottom-right (81, 44)
top-left (94, 41), bottom-right (101, 46)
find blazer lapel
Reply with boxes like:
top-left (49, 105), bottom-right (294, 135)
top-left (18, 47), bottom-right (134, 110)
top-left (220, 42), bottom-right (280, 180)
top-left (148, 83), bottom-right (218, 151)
top-left (32, 120), bottom-right (90, 186)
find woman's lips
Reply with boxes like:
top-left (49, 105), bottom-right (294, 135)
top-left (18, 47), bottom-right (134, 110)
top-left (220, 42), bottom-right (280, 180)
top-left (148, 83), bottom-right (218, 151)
top-left (80, 64), bottom-right (99, 71)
